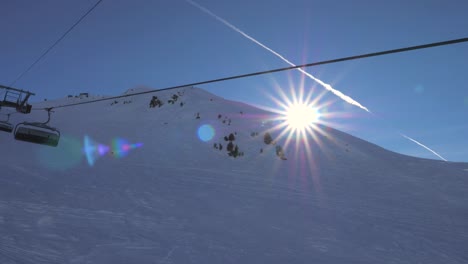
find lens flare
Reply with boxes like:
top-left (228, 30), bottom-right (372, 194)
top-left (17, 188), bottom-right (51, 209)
top-left (111, 138), bottom-right (128, 158)
top-left (111, 138), bottom-right (143, 158)
top-left (197, 124), bottom-right (215, 142)
top-left (98, 144), bottom-right (110, 156)
top-left (84, 135), bottom-right (142, 166)
top-left (38, 135), bottom-right (83, 170)
top-left (84, 135), bottom-right (109, 166)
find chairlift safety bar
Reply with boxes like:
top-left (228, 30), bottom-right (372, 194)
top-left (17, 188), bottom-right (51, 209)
top-left (0, 84), bottom-right (36, 96)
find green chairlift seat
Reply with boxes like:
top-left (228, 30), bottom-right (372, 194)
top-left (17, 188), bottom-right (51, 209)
top-left (14, 122), bottom-right (60, 147)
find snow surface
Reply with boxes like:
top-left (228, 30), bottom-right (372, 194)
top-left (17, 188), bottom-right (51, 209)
top-left (0, 86), bottom-right (467, 263)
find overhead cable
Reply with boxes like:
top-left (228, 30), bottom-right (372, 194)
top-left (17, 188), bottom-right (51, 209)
top-left (35, 37), bottom-right (468, 111)
top-left (9, 0), bottom-right (104, 87)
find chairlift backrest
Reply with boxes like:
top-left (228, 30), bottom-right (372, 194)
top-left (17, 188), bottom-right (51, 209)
top-left (14, 122), bottom-right (60, 147)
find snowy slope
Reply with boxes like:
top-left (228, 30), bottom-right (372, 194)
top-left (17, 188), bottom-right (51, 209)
top-left (0, 86), bottom-right (467, 264)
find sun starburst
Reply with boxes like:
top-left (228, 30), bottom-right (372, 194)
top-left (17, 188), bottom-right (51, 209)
top-left (255, 75), bottom-right (350, 200)
top-left (260, 79), bottom-right (335, 153)
top-left (284, 103), bottom-right (321, 131)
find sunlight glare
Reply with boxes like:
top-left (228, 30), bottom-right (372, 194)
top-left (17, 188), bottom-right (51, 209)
top-left (286, 103), bottom-right (320, 131)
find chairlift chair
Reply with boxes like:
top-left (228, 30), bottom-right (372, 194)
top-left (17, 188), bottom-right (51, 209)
top-left (14, 109), bottom-right (60, 147)
top-left (0, 114), bottom-right (13, 133)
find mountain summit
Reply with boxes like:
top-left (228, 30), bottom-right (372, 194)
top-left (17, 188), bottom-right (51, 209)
top-left (0, 86), bottom-right (467, 263)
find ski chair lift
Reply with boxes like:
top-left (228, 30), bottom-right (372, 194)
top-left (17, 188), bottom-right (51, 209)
top-left (0, 114), bottom-right (13, 133)
top-left (14, 108), bottom-right (60, 147)
top-left (0, 85), bottom-right (33, 114)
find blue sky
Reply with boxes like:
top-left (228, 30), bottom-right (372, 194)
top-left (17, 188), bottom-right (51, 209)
top-left (1, 0), bottom-right (467, 161)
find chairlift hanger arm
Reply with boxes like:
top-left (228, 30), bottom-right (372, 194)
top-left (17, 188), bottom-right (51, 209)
top-left (42, 108), bottom-right (54, 125)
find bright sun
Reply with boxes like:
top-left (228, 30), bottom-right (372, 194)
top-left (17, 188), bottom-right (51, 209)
top-left (285, 103), bottom-right (320, 130)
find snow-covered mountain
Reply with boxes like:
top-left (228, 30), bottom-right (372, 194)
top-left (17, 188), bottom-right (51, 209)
top-left (0, 86), bottom-right (467, 264)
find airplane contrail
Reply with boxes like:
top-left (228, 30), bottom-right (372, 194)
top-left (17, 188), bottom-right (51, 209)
top-left (187, 0), bottom-right (449, 161)
top-left (400, 134), bottom-right (447, 161)
top-left (186, 0), bottom-right (370, 113)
